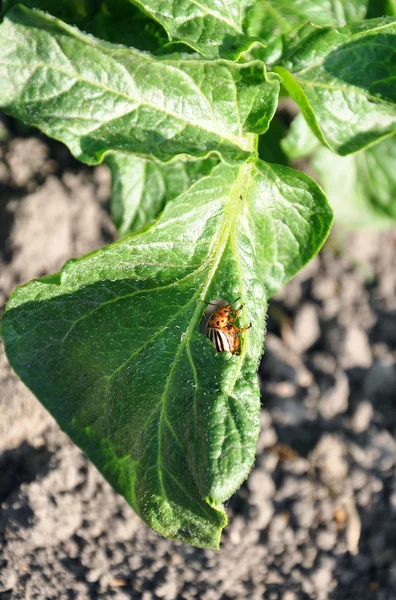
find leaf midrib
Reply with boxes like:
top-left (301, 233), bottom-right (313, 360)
top-left (155, 161), bottom-right (253, 503)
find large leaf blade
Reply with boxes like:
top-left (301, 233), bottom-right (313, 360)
top-left (1, 160), bottom-right (332, 546)
top-left (274, 18), bottom-right (396, 155)
top-left (0, 6), bottom-right (279, 164)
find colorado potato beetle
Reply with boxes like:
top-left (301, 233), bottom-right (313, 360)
top-left (205, 297), bottom-right (251, 355)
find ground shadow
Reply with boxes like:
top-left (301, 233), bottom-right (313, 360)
top-left (0, 441), bottom-right (53, 504)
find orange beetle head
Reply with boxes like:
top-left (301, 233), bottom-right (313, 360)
top-left (207, 298), bottom-right (240, 328)
top-left (221, 297), bottom-right (241, 316)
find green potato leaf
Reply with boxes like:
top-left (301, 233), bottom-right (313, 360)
top-left (1, 160), bottom-right (332, 547)
top-left (244, 0), bottom-right (372, 64)
top-left (274, 18), bottom-right (396, 155)
top-left (127, 0), bottom-right (259, 58)
top-left (311, 136), bottom-right (396, 228)
top-left (283, 114), bottom-right (396, 227)
top-left (0, 6), bottom-right (280, 165)
top-left (107, 153), bottom-right (219, 236)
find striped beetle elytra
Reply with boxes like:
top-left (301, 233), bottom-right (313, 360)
top-left (205, 297), bottom-right (251, 355)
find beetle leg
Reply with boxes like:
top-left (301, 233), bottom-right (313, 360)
top-left (238, 323), bottom-right (252, 334)
top-left (231, 335), bottom-right (240, 354)
top-left (229, 305), bottom-right (244, 321)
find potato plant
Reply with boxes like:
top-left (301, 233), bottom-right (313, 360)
top-left (0, 0), bottom-right (395, 548)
